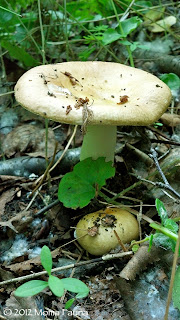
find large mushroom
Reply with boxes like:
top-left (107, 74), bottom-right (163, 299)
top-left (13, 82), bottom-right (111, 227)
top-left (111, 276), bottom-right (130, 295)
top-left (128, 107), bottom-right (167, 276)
top-left (15, 61), bottom-right (172, 162)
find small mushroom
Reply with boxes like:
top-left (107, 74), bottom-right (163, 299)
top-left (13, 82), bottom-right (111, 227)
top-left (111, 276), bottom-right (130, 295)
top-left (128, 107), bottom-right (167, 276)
top-left (14, 62), bottom-right (172, 162)
top-left (75, 207), bottom-right (139, 256)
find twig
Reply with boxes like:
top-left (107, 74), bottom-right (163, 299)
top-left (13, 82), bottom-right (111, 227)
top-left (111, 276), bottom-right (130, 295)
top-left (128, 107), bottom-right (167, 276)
top-left (31, 142), bottom-right (58, 195)
top-left (136, 177), bottom-right (180, 202)
top-left (151, 139), bottom-right (180, 147)
top-left (34, 199), bottom-right (60, 216)
top-left (114, 230), bottom-right (128, 252)
top-left (48, 125), bottom-right (78, 173)
top-left (148, 147), bottom-right (180, 200)
top-left (33, 125), bottom-right (77, 187)
top-left (164, 223), bottom-right (180, 320)
top-left (0, 252), bottom-right (132, 286)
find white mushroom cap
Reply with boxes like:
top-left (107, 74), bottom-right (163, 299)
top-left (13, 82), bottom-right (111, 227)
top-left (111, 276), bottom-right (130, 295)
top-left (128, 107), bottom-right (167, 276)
top-left (15, 61), bottom-right (172, 126)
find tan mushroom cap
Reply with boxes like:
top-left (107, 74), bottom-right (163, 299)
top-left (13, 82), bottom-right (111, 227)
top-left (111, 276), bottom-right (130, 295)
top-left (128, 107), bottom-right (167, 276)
top-left (15, 61), bottom-right (172, 126)
top-left (76, 208), bottom-right (139, 256)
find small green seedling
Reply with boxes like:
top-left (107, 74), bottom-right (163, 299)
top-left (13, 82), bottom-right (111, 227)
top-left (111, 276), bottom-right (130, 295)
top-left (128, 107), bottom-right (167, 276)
top-left (149, 199), bottom-right (180, 311)
top-left (58, 157), bottom-right (115, 209)
top-left (150, 198), bottom-right (178, 253)
top-left (15, 246), bottom-right (89, 309)
top-left (153, 122), bottom-right (163, 129)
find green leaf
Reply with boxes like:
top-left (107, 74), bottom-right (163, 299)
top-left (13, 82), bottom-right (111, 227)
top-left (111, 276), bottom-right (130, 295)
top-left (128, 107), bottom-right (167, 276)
top-left (58, 158), bottom-right (115, 209)
top-left (76, 291), bottom-right (89, 299)
top-left (102, 28), bottom-right (122, 45)
top-left (120, 17), bottom-right (142, 36)
top-left (153, 233), bottom-right (177, 253)
top-left (61, 278), bottom-right (89, 297)
top-left (48, 275), bottom-right (64, 297)
top-left (1, 40), bottom-right (39, 67)
top-left (150, 223), bottom-right (178, 241)
top-left (173, 266), bottom-right (180, 310)
top-left (160, 73), bottom-right (180, 91)
top-left (133, 1), bottom-right (152, 12)
top-left (164, 219), bottom-right (178, 233)
top-left (148, 234), bottom-right (154, 252)
top-left (101, 17), bottom-right (142, 45)
top-left (41, 246), bottom-right (52, 276)
top-left (14, 280), bottom-right (48, 297)
top-left (65, 298), bottom-right (75, 309)
top-left (155, 198), bottom-right (168, 225)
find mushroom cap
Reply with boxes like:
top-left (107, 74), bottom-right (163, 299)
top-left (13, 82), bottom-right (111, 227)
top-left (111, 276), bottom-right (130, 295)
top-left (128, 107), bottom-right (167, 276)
top-left (15, 61), bottom-right (172, 126)
top-left (76, 207), bottom-right (139, 256)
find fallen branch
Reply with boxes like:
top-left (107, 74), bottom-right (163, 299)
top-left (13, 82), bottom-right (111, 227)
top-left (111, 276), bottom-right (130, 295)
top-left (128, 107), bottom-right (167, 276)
top-left (0, 251), bottom-right (132, 286)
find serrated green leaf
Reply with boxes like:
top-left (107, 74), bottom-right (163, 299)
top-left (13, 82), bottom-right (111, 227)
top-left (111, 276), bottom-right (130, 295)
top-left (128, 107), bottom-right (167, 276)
top-left (14, 280), bottom-right (48, 297)
top-left (61, 278), bottom-right (89, 296)
top-left (164, 219), bottom-right (178, 233)
top-left (155, 198), bottom-right (168, 225)
top-left (58, 158), bottom-right (115, 209)
top-left (160, 73), bottom-right (180, 91)
top-left (173, 266), bottom-right (180, 310)
top-left (1, 40), bottom-right (39, 67)
top-left (65, 298), bottom-right (75, 309)
top-left (48, 275), bottom-right (64, 297)
top-left (41, 246), bottom-right (52, 275)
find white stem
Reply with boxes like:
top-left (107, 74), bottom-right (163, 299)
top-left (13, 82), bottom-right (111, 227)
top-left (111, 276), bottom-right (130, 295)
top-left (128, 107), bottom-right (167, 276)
top-left (80, 125), bottom-right (117, 162)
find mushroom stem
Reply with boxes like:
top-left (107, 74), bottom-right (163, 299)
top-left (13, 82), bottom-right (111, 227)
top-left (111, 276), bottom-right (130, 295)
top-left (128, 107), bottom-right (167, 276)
top-left (80, 125), bottom-right (117, 162)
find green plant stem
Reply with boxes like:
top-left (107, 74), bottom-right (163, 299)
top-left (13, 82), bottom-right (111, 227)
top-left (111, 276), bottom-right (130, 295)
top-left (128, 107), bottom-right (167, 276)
top-left (58, 4), bottom-right (121, 63)
top-left (110, 0), bottom-right (134, 67)
top-left (63, 0), bottom-right (69, 61)
top-left (150, 223), bottom-right (178, 242)
top-left (129, 237), bottom-right (149, 249)
top-left (164, 223), bottom-right (180, 320)
top-left (0, 5), bottom-right (22, 16)
top-left (38, 0), bottom-right (46, 64)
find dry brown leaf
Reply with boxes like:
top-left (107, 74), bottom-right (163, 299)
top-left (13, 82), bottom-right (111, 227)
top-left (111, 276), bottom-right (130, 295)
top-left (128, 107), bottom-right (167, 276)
top-left (5, 294), bottom-right (42, 319)
top-left (0, 210), bottom-right (32, 234)
top-left (6, 246), bottom-right (62, 274)
top-left (0, 176), bottom-right (30, 193)
top-left (160, 113), bottom-right (180, 127)
top-left (149, 16), bottom-right (176, 33)
top-left (2, 124), bottom-right (59, 158)
top-left (0, 189), bottom-right (17, 218)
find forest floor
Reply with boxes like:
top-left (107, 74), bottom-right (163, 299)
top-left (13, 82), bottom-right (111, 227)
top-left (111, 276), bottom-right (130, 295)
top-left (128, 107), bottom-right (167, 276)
top-left (0, 1), bottom-right (180, 319)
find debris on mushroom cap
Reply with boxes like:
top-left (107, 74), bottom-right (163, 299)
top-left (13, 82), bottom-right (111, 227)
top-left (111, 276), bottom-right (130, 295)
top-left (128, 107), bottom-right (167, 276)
top-left (75, 207), bottom-right (139, 256)
top-left (15, 62), bottom-right (172, 126)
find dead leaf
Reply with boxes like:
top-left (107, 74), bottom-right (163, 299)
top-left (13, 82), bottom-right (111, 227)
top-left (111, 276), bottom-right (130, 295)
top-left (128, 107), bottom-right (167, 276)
top-left (0, 210), bottom-right (32, 234)
top-left (0, 189), bottom-right (17, 217)
top-left (5, 294), bottom-right (42, 319)
top-left (0, 176), bottom-right (30, 193)
top-left (149, 16), bottom-right (176, 33)
top-left (160, 113), bottom-right (180, 127)
top-left (2, 124), bottom-right (59, 158)
top-left (6, 246), bottom-right (62, 274)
